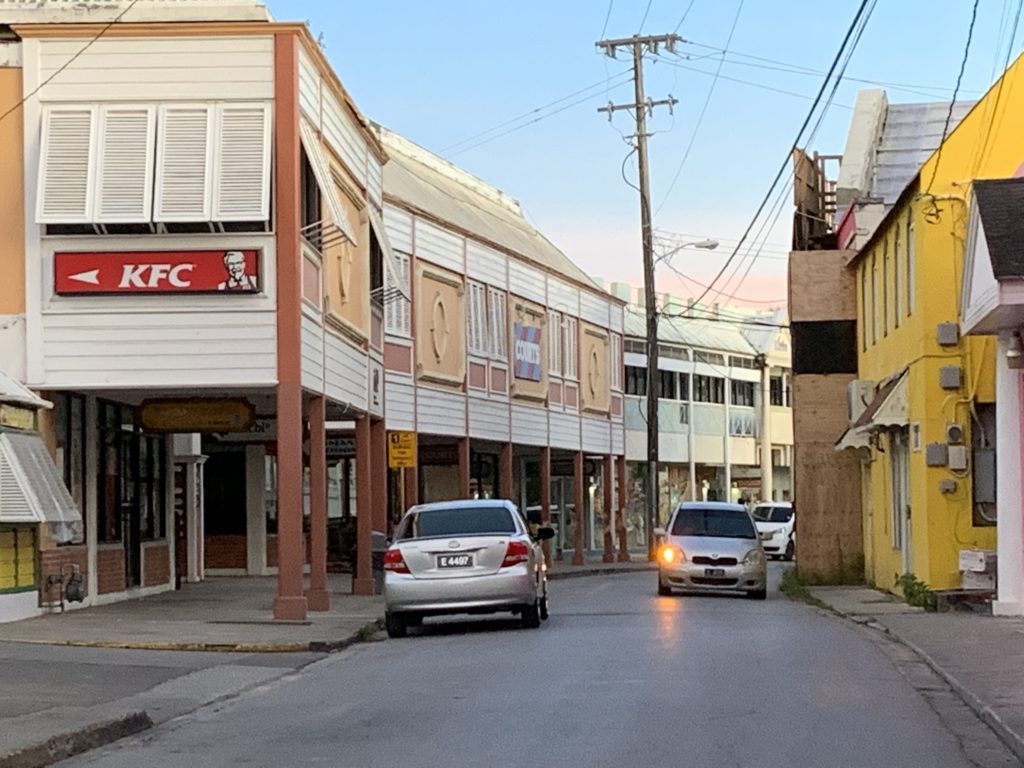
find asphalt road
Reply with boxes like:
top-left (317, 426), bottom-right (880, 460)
top-left (63, 564), bottom-right (1011, 768)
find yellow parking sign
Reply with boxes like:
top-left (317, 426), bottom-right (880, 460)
top-left (388, 431), bottom-right (417, 468)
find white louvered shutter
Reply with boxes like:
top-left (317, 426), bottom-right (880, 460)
top-left (213, 103), bottom-right (272, 221)
top-left (36, 106), bottom-right (95, 223)
top-left (95, 106), bottom-right (155, 223)
top-left (400, 255), bottom-right (411, 335)
top-left (155, 105), bottom-right (213, 221)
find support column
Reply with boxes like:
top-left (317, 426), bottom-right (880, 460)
top-left (617, 455), bottom-right (630, 562)
top-left (457, 437), bottom-right (471, 499)
top-left (760, 361), bottom-right (774, 502)
top-left (994, 334), bottom-right (1024, 615)
top-left (272, 29), bottom-right (306, 621)
top-left (499, 442), bottom-right (514, 501)
top-left (602, 455), bottom-right (615, 562)
top-left (572, 450), bottom-right (585, 566)
top-left (353, 415), bottom-right (374, 596)
top-left (306, 396), bottom-right (329, 611)
top-left (371, 419), bottom-right (388, 535)
top-left (403, 465), bottom-right (418, 513)
top-left (540, 446), bottom-right (552, 568)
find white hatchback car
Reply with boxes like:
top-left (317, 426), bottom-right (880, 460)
top-left (382, 500), bottom-right (554, 638)
top-left (753, 502), bottom-right (795, 560)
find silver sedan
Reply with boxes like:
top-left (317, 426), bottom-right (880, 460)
top-left (382, 500), bottom-right (554, 637)
top-left (655, 502), bottom-right (767, 600)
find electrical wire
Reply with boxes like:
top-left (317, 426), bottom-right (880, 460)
top-left (0, 0), bottom-right (141, 125)
top-left (441, 71), bottom-right (633, 153)
top-left (650, 57), bottom-right (855, 108)
top-left (923, 0), bottom-right (981, 197)
top-left (638, 0), bottom-right (654, 32)
top-left (659, 257), bottom-right (786, 305)
top-left (687, 0), bottom-right (876, 311)
top-left (654, 0), bottom-right (745, 216)
top-left (447, 76), bottom-right (634, 157)
top-left (600, 0), bottom-right (615, 40)
top-left (673, 0), bottom-right (698, 34)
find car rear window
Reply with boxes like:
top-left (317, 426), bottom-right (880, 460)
top-left (754, 506), bottom-right (793, 523)
top-left (671, 507), bottom-right (756, 539)
top-left (396, 506), bottom-right (517, 540)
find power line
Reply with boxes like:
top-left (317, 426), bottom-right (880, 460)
top-left (0, 0), bottom-right (141, 125)
top-left (600, 0), bottom-right (615, 40)
top-left (638, 0), bottom-right (654, 31)
top-left (447, 75), bottom-right (633, 157)
top-left (654, 0), bottom-right (745, 216)
top-left (659, 256), bottom-right (786, 304)
top-left (672, 0), bottom-right (698, 34)
top-left (686, 0), bottom-right (876, 311)
top-left (651, 57), bottom-right (854, 109)
top-left (924, 0), bottom-right (981, 196)
top-left (441, 71), bottom-right (632, 153)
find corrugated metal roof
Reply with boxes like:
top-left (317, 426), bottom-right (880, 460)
top-left (623, 306), bottom-right (756, 355)
top-left (379, 129), bottom-right (598, 289)
top-left (870, 100), bottom-right (974, 205)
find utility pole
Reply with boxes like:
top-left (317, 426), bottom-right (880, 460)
top-left (597, 33), bottom-right (680, 560)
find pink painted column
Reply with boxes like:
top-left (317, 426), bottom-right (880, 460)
top-left (602, 455), bottom-right (615, 562)
top-left (306, 396), bottom-right (329, 611)
top-left (352, 416), bottom-right (374, 596)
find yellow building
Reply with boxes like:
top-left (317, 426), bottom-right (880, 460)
top-left (836, 54), bottom-right (1024, 592)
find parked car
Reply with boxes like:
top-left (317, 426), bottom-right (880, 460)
top-left (752, 502), bottom-right (795, 561)
top-left (382, 499), bottom-right (554, 638)
top-left (655, 502), bottom-right (767, 600)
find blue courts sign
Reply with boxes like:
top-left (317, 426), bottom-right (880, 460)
top-left (513, 322), bottom-right (543, 381)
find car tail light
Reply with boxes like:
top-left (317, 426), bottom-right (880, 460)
top-left (382, 548), bottom-right (410, 574)
top-left (501, 540), bottom-right (530, 568)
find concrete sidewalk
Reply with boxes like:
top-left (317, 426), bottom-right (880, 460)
top-left (810, 586), bottom-right (1024, 762)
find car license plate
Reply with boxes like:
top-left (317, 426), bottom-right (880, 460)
top-left (437, 554), bottom-right (473, 569)
top-left (705, 568), bottom-right (726, 577)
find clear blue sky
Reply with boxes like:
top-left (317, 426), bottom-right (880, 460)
top-left (268, 0), bottom-right (1015, 306)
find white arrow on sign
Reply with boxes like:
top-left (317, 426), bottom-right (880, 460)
top-left (68, 269), bottom-right (100, 285)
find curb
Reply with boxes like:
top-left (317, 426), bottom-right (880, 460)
top-left (0, 712), bottom-right (153, 768)
top-left (877, 623), bottom-right (1024, 763)
top-left (548, 565), bottom-right (655, 580)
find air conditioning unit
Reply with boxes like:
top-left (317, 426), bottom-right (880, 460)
top-left (847, 379), bottom-right (875, 423)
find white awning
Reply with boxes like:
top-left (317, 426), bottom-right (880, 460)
top-left (835, 371), bottom-right (908, 451)
top-left (367, 204), bottom-right (412, 303)
top-left (0, 431), bottom-right (82, 543)
top-left (299, 120), bottom-right (359, 246)
top-left (0, 371), bottom-right (50, 410)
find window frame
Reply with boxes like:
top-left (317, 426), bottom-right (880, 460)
top-left (564, 316), bottom-right (579, 380)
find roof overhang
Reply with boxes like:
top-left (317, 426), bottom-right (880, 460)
top-left (0, 371), bottom-right (50, 410)
top-left (0, 431), bottom-right (82, 543)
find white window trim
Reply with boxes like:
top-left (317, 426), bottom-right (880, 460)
top-left (467, 280), bottom-right (489, 357)
top-left (611, 333), bottom-right (623, 391)
top-left (549, 310), bottom-right (562, 376)
top-left (385, 251), bottom-right (412, 338)
top-left (564, 316), bottom-right (579, 380)
top-left (489, 287), bottom-right (507, 360)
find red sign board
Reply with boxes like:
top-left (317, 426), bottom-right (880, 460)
top-left (54, 250), bottom-right (260, 295)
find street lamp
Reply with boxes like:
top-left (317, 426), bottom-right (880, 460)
top-left (644, 237), bottom-right (719, 561)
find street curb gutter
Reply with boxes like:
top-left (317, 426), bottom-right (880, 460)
top-left (0, 712), bottom-right (152, 768)
top-left (874, 623), bottom-right (1024, 764)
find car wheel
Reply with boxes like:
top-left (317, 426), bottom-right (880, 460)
top-left (385, 612), bottom-right (408, 638)
top-left (521, 600), bottom-right (541, 629)
top-left (785, 540), bottom-right (795, 561)
top-left (658, 580), bottom-right (672, 596)
top-left (539, 591), bottom-right (550, 621)
top-left (746, 588), bottom-right (767, 601)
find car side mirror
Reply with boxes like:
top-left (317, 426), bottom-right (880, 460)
top-left (535, 526), bottom-right (555, 541)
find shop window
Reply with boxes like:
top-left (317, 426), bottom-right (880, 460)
top-left (138, 435), bottom-right (166, 541)
top-left (0, 526), bottom-right (36, 593)
top-left (470, 453), bottom-right (498, 500)
top-left (54, 393), bottom-right (87, 543)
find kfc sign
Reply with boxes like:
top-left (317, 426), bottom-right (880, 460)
top-left (54, 250), bottom-right (260, 295)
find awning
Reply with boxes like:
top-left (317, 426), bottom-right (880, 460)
top-left (367, 204), bottom-right (412, 302)
top-left (0, 371), bottom-right (50, 410)
top-left (298, 120), bottom-right (359, 246)
top-left (835, 370), bottom-right (909, 451)
top-left (0, 431), bottom-right (83, 543)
